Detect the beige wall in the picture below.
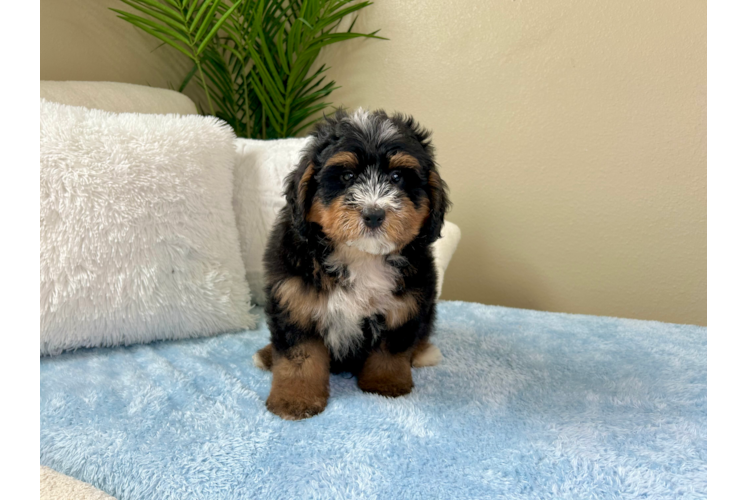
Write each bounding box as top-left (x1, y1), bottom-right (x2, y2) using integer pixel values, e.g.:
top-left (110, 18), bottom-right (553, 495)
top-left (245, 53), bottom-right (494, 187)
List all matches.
top-left (41, 0), bottom-right (706, 325)
top-left (41, 0), bottom-right (206, 107)
top-left (320, 0), bottom-right (706, 326)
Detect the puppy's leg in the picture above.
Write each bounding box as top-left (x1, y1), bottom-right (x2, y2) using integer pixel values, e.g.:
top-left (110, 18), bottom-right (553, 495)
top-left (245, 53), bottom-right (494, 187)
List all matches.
top-left (253, 343), bottom-right (273, 371)
top-left (411, 339), bottom-right (443, 368)
top-left (357, 345), bottom-right (414, 398)
top-left (266, 338), bottom-right (330, 420)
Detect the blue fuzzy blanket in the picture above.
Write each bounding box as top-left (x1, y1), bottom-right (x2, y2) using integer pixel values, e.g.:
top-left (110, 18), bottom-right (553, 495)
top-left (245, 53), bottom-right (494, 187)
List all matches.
top-left (40, 301), bottom-right (706, 499)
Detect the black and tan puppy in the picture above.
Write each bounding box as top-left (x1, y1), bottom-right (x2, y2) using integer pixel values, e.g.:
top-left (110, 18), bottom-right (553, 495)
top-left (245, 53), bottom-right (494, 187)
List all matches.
top-left (254, 109), bottom-right (450, 420)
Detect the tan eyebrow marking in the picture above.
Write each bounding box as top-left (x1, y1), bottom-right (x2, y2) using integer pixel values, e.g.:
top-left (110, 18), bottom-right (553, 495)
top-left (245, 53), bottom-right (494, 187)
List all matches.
top-left (298, 163), bottom-right (314, 203)
top-left (389, 152), bottom-right (420, 169)
top-left (325, 152), bottom-right (358, 168)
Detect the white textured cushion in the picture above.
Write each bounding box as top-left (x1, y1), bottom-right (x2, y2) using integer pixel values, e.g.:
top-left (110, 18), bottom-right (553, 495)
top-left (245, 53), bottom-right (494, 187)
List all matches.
top-left (233, 138), bottom-right (311, 305)
top-left (433, 220), bottom-right (461, 298)
top-left (233, 138), bottom-right (461, 305)
top-left (40, 100), bottom-right (255, 355)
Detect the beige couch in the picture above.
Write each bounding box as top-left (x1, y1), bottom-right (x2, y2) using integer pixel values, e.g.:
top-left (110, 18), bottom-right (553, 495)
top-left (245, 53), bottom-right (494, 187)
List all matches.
top-left (40, 81), bottom-right (461, 497)
top-left (41, 81), bottom-right (197, 115)
top-left (40, 466), bottom-right (114, 500)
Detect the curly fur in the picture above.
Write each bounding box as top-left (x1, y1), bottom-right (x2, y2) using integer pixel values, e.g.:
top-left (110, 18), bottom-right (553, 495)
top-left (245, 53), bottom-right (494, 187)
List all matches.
top-left (260, 109), bottom-right (450, 418)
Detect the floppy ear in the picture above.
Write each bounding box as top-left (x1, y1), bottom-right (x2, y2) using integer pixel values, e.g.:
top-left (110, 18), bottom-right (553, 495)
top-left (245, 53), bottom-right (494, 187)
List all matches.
top-left (284, 112), bottom-right (347, 239)
top-left (393, 114), bottom-right (451, 244)
top-left (283, 157), bottom-right (317, 241)
top-left (394, 114), bottom-right (434, 155)
top-left (422, 167), bottom-right (450, 244)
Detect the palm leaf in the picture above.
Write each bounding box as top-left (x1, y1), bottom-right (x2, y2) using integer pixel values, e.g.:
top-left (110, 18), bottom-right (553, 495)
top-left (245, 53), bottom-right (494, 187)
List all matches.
top-left (178, 64), bottom-right (199, 92)
top-left (196, 1), bottom-right (243, 54)
top-left (114, 0), bottom-right (385, 138)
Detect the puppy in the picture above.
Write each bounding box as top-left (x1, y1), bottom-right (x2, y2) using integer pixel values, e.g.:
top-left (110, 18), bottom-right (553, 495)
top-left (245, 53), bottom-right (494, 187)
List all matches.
top-left (254, 108), bottom-right (450, 420)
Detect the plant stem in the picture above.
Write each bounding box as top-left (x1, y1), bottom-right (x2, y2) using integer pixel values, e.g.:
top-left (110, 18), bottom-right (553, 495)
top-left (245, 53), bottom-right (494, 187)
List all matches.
top-left (282, 91), bottom-right (290, 137)
top-left (243, 71), bottom-right (250, 138)
top-left (195, 60), bottom-right (216, 116)
top-left (262, 107), bottom-right (266, 140)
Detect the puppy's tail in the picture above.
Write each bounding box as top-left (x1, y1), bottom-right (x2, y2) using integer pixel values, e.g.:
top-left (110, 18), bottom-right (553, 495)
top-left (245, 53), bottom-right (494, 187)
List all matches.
top-left (411, 340), bottom-right (443, 368)
top-left (253, 344), bottom-right (273, 371)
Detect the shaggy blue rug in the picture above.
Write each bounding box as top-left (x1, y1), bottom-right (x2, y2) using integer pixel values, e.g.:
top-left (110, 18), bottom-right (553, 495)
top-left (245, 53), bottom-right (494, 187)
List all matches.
top-left (40, 301), bottom-right (706, 499)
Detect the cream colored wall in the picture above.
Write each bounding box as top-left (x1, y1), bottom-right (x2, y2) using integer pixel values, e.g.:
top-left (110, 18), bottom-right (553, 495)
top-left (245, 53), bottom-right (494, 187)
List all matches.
top-left (319, 0), bottom-right (706, 325)
top-left (40, 0), bottom-right (706, 325)
top-left (41, 0), bottom-right (205, 107)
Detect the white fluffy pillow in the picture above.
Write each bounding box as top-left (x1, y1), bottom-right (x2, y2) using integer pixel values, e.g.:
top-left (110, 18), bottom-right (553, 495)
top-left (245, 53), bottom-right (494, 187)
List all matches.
top-left (40, 100), bottom-right (256, 355)
top-left (233, 138), bottom-right (311, 305)
top-left (233, 138), bottom-right (461, 305)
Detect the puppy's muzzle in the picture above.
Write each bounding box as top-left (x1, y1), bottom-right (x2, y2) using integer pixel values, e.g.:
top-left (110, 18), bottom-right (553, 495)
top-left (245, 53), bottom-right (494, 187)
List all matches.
top-left (362, 207), bottom-right (386, 229)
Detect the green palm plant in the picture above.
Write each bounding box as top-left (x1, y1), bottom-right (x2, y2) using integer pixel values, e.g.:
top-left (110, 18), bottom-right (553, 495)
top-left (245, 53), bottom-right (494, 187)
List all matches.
top-left (113, 0), bottom-right (383, 138)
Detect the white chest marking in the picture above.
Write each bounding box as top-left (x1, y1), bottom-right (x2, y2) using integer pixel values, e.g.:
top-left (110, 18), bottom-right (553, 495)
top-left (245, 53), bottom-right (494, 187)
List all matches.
top-left (320, 246), bottom-right (400, 359)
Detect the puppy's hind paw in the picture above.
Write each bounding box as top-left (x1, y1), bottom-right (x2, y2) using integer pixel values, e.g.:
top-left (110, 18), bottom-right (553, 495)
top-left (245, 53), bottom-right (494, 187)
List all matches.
top-left (412, 342), bottom-right (443, 368)
top-left (253, 344), bottom-right (273, 371)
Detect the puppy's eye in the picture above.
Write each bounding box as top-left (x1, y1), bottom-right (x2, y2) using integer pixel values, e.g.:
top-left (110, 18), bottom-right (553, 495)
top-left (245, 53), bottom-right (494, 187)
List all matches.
top-left (341, 172), bottom-right (355, 182)
top-left (390, 171), bottom-right (402, 183)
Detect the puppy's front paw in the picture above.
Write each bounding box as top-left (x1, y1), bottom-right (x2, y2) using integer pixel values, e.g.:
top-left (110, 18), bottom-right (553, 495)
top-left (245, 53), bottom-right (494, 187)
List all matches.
top-left (265, 339), bottom-right (330, 420)
top-left (266, 393), bottom-right (327, 421)
top-left (358, 347), bottom-right (414, 398)
top-left (358, 375), bottom-right (413, 398)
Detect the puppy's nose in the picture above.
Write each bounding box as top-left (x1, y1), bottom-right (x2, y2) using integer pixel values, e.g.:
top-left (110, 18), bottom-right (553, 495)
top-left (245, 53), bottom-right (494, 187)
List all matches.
top-left (362, 207), bottom-right (386, 228)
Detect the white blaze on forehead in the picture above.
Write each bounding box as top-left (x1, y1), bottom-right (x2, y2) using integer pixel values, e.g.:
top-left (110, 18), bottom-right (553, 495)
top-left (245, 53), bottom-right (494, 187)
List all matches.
top-left (348, 167), bottom-right (400, 211)
top-left (348, 108), bottom-right (371, 129)
top-left (344, 167), bottom-right (400, 255)
top-left (346, 108), bottom-right (399, 145)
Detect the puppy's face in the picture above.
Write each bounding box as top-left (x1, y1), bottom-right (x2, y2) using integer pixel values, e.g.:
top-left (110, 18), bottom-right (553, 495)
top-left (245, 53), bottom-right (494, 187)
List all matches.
top-left (291, 109), bottom-right (448, 254)
top-left (308, 150), bottom-right (430, 254)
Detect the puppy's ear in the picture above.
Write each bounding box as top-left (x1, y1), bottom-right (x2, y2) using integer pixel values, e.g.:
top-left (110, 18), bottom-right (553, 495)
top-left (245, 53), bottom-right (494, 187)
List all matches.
top-left (283, 114), bottom-right (346, 239)
top-left (422, 167), bottom-right (450, 244)
top-left (394, 114), bottom-right (435, 157)
top-left (284, 156), bottom-right (317, 240)
top-left (394, 114), bottom-right (451, 244)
